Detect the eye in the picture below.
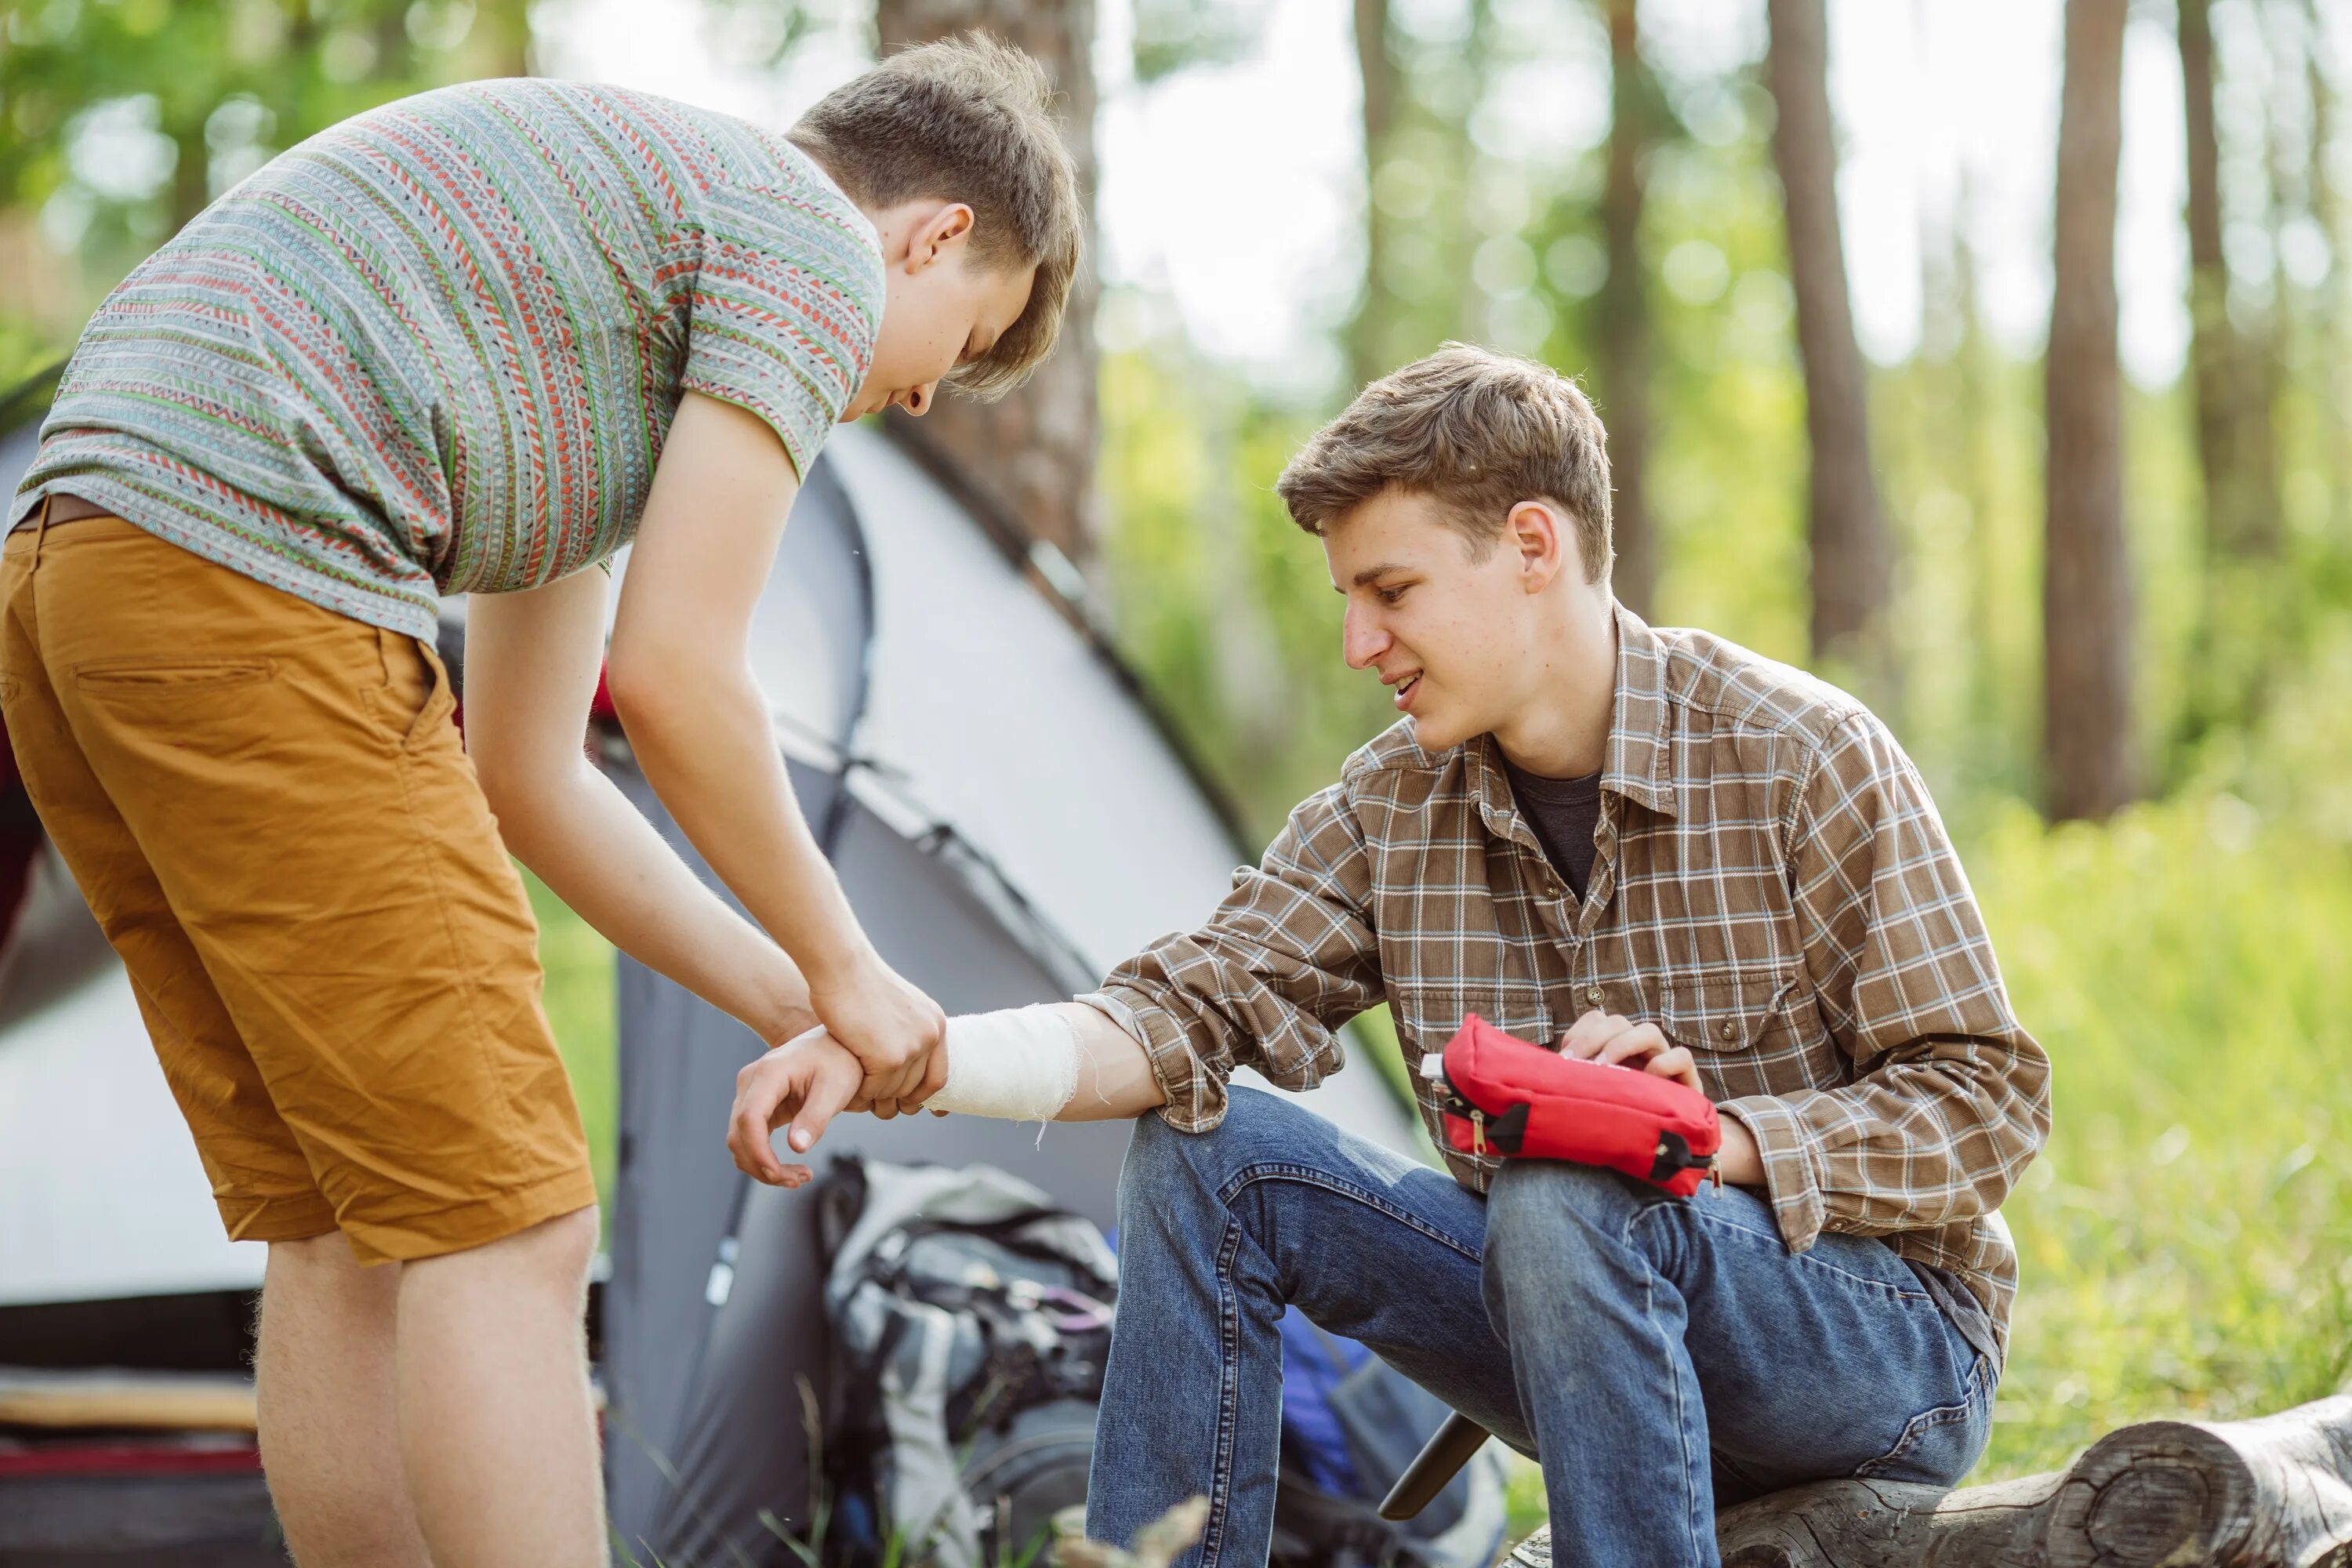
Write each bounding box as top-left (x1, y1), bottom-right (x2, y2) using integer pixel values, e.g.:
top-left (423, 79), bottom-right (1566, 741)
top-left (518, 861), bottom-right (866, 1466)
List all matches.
top-left (1377, 584), bottom-right (1411, 607)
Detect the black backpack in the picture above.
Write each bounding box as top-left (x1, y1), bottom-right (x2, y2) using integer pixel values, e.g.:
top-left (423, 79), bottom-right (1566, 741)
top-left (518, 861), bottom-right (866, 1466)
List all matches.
top-left (815, 1157), bottom-right (1505, 1568)
top-left (816, 1157), bottom-right (1116, 1568)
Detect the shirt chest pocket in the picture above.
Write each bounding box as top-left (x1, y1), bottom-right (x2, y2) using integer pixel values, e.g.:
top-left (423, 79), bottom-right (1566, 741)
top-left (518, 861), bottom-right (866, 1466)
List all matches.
top-left (1661, 967), bottom-right (1844, 1096)
top-left (1661, 967), bottom-right (1798, 1053)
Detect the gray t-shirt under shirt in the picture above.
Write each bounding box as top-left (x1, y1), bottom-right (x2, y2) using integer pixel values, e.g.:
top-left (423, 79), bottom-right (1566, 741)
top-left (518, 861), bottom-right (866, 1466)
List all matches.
top-left (1501, 753), bottom-right (2002, 1367)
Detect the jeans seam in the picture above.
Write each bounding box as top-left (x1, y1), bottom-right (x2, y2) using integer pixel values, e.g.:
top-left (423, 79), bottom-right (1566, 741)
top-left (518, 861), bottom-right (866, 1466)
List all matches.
top-left (1852, 1354), bottom-right (1990, 1480)
top-left (1200, 1214), bottom-right (1246, 1568)
top-left (1213, 1162), bottom-right (1484, 1269)
top-left (1623, 1208), bottom-right (1708, 1566)
top-left (1677, 1203), bottom-right (1934, 1302)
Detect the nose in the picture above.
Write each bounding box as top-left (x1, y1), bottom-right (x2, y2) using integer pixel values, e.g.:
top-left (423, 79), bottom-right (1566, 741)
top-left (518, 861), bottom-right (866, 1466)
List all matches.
top-left (897, 381), bottom-right (937, 417)
top-left (1341, 601), bottom-right (1390, 671)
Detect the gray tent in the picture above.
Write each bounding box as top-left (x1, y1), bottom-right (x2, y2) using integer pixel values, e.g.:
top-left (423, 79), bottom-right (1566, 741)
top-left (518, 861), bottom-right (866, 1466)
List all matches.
top-left (0, 387), bottom-right (1425, 1563)
top-left (590, 424), bottom-right (1422, 1564)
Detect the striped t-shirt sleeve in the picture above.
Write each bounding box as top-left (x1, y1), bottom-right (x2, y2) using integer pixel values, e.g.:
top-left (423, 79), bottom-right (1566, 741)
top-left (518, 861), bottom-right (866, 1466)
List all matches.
top-left (680, 172), bottom-right (885, 480)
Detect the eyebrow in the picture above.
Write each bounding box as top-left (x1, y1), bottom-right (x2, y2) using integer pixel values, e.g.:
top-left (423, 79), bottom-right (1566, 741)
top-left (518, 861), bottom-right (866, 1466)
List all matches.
top-left (1347, 562), bottom-right (1413, 588)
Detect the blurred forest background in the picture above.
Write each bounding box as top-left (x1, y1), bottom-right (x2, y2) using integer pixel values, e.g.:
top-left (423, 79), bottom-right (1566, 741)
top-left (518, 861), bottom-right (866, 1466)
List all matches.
top-left (4, 0), bottom-right (2349, 1509)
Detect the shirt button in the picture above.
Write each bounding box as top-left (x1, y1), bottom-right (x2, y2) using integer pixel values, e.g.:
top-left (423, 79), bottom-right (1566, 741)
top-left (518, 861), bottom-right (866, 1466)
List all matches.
top-left (1585, 985), bottom-right (1605, 1006)
top-left (1720, 1020), bottom-right (1736, 1040)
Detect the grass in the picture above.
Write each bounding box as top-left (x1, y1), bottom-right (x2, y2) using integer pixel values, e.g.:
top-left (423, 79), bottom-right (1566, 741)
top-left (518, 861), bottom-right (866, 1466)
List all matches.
top-left (521, 789), bottom-right (2352, 1542)
top-left (1965, 793), bottom-right (2352, 1479)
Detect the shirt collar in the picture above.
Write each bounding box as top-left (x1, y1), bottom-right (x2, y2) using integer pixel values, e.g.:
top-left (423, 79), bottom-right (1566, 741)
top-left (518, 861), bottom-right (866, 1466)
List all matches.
top-left (1465, 601), bottom-right (1679, 829)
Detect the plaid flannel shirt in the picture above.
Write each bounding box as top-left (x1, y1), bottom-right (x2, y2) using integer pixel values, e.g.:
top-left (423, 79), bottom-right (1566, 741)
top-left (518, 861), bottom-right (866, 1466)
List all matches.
top-left (1083, 607), bottom-right (2050, 1355)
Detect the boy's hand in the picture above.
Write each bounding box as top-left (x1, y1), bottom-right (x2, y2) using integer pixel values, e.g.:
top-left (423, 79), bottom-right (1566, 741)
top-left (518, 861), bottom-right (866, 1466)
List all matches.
top-left (729, 1027), bottom-right (866, 1186)
top-left (1558, 1009), bottom-right (1700, 1095)
top-left (1559, 1011), bottom-right (1768, 1188)
top-left (808, 955), bottom-right (948, 1118)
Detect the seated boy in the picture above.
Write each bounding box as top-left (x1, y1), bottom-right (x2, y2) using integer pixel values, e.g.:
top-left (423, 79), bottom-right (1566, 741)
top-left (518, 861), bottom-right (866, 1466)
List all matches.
top-left (733, 345), bottom-right (2051, 1568)
top-left (4, 39), bottom-right (1077, 1566)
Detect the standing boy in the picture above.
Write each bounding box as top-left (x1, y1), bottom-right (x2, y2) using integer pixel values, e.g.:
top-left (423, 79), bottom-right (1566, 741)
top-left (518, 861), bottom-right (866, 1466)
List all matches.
top-left (2, 39), bottom-right (1079, 1567)
top-left (735, 346), bottom-right (2051, 1568)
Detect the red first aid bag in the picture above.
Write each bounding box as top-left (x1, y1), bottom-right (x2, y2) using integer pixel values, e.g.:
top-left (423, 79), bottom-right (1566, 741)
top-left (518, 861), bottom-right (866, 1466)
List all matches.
top-left (1422, 1014), bottom-right (1722, 1197)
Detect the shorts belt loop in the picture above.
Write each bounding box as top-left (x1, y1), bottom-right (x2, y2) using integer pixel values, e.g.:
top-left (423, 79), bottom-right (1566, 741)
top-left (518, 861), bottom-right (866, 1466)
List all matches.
top-left (29, 492), bottom-right (53, 569)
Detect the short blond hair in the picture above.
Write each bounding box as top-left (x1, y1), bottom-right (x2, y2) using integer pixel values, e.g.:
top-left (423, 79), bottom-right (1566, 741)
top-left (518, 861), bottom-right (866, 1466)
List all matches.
top-left (791, 34), bottom-right (1082, 400)
top-left (1276, 343), bottom-right (1614, 582)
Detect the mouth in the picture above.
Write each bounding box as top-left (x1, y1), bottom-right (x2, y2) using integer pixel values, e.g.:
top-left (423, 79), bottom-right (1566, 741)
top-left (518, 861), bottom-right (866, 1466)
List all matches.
top-left (1387, 672), bottom-right (1422, 712)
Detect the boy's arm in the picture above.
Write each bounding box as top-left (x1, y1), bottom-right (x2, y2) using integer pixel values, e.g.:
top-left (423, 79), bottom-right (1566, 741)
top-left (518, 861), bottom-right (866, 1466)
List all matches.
top-left (1078, 781), bottom-right (1386, 1131)
top-left (1717, 710), bottom-right (2053, 1252)
top-left (464, 565), bottom-right (818, 1047)
top-left (728, 1003), bottom-right (1160, 1185)
top-left (605, 391), bottom-right (945, 1109)
top-left (726, 784), bottom-right (1383, 1184)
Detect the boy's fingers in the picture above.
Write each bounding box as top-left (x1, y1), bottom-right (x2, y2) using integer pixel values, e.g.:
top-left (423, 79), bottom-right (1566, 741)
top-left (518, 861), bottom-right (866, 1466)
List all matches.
top-left (788, 1053), bottom-right (864, 1155)
top-left (1559, 1009), bottom-right (1611, 1057)
top-left (1643, 1046), bottom-right (1699, 1091)
top-left (1595, 1022), bottom-right (1669, 1069)
top-left (903, 1041), bottom-right (950, 1112)
top-left (1563, 1011), bottom-right (1637, 1058)
top-left (729, 1080), bottom-right (789, 1185)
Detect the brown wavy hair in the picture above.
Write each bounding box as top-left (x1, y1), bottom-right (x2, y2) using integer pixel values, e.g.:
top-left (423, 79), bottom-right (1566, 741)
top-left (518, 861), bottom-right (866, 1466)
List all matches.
top-left (791, 34), bottom-right (1083, 401)
top-left (1276, 343), bottom-right (1615, 583)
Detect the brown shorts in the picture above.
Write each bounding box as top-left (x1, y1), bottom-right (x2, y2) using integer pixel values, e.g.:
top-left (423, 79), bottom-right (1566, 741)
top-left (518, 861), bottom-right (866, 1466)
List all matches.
top-left (0, 503), bottom-right (594, 1264)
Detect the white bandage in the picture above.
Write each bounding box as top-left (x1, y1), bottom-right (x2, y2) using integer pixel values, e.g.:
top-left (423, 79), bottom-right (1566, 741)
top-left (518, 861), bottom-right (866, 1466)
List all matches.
top-left (931, 1005), bottom-right (1082, 1122)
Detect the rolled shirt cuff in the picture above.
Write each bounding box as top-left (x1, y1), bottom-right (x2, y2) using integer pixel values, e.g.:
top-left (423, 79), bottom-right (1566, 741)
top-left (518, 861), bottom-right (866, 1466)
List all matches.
top-left (1718, 1094), bottom-right (1829, 1254)
top-left (1074, 985), bottom-right (1230, 1133)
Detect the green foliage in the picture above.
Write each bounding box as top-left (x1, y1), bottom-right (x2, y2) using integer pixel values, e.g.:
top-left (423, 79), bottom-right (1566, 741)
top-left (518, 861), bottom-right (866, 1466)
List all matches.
top-left (523, 866), bottom-right (618, 1225)
top-left (1971, 787), bottom-right (2352, 1479)
top-left (0, 0), bottom-right (531, 371)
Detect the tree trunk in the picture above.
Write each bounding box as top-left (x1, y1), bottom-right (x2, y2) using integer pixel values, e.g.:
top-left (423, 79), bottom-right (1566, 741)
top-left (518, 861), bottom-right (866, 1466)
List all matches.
top-left (1595, 0), bottom-right (1655, 618)
top-left (1501, 1396), bottom-right (2352, 1568)
top-left (2042, 0), bottom-right (2134, 823)
top-left (1346, 0), bottom-right (1398, 391)
top-left (1952, 172), bottom-right (2011, 764)
top-left (169, 118), bottom-right (211, 235)
top-left (1765, 0), bottom-right (1894, 702)
top-left (2176, 0), bottom-right (2283, 751)
top-left (875, 0), bottom-right (1100, 568)
top-left (2308, 0), bottom-right (2352, 544)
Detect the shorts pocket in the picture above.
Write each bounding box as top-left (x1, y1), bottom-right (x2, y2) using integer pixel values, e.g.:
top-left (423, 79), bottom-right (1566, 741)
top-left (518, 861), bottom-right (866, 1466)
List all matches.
top-left (373, 629), bottom-right (456, 752)
top-left (74, 658), bottom-right (275, 695)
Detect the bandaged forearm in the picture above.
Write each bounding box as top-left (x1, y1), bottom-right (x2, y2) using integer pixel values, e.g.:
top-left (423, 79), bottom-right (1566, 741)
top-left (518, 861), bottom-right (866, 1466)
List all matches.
top-left (931, 1005), bottom-right (1083, 1121)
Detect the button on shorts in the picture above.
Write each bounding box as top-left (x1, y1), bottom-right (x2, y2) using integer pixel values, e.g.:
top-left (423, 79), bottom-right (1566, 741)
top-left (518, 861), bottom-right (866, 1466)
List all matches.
top-left (0, 510), bottom-right (595, 1263)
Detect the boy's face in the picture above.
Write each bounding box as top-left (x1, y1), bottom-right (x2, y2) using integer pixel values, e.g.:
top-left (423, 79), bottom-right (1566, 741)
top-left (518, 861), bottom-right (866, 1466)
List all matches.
top-left (1323, 488), bottom-right (1566, 753)
top-left (845, 199), bottom-right (1036, 422)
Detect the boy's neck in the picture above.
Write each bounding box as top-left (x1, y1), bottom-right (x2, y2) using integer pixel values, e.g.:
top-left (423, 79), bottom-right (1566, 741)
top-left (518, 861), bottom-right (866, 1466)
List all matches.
top-left (1489, 590), bottom-right (1619, 780)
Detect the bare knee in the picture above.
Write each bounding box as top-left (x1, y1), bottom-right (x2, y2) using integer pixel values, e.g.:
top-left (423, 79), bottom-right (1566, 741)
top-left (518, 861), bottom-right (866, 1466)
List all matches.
top-left (402, 1204), bottom-right (599, 1298)
top-left (263, 1231), bottom-right (401, 1335)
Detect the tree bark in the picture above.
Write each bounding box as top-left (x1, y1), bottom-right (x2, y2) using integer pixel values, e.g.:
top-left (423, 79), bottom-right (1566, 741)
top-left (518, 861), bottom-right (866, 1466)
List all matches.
top-left (875, 0), bottom-right (1100, 568)
top-left (2175, 0), bottom-right (2284, 750)
top-left (1346, 0), bottom-right (1398, 391)
top-left (1498, 1396), bottom-right (2352, 1568)
top-left (2307, 0), bottom-right (2352, 544)
top-left (1765, 0), bottom-right (1894, 702)
top-left (1595, 0), bottom-right (1655, 618)
top-left (2042, 0), bottom-right (2135, 823)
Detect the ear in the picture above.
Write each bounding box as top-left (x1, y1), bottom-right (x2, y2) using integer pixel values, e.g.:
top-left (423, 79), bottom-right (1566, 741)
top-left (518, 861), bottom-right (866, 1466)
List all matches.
top-left (1506, 499), bottom-right (1566, 593)
top-left (908, 201), bottom-right (976, 272)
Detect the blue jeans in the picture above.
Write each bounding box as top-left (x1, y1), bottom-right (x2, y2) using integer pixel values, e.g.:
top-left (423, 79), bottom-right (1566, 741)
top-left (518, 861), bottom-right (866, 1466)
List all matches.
top-left (1086, 1087), bottom-right (1994, 1568)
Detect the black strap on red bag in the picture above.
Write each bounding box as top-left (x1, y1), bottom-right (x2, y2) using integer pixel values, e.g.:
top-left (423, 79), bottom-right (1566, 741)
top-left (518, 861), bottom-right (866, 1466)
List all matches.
top-left (1420, 1014), bottom-right (1722, 1197)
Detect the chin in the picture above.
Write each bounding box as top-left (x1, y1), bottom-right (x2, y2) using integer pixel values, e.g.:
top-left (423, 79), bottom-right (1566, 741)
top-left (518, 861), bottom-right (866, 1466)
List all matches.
top-left (1407, 710), bottom-right (1472, 751)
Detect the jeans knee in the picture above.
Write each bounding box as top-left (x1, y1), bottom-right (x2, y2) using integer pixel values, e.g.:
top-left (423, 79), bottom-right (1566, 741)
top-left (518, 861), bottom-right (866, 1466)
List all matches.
top-left (1480, 1161), bottom-right (1649, 1300)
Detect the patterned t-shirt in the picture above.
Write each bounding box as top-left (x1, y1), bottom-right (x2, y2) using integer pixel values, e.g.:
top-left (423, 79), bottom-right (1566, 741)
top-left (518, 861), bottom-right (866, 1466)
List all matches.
top-left (9, 79), bottom-right (886, 643)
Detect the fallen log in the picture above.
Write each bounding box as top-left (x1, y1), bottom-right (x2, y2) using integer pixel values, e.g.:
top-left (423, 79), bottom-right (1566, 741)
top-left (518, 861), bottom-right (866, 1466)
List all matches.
top-left (1501, 1395), bottom-right (2352, 1568)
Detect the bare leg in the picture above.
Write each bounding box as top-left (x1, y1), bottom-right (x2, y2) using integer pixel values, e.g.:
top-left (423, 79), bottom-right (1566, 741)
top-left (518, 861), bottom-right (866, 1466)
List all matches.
top-left (396, 1206), bottom-right (607, 1568)
top-left (256, 1233), bottom-right (432, 1567)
